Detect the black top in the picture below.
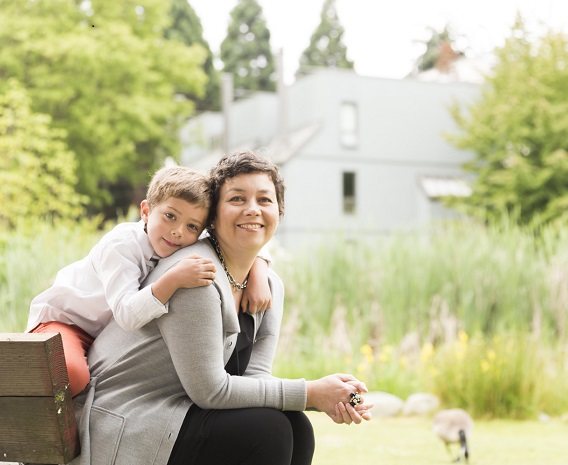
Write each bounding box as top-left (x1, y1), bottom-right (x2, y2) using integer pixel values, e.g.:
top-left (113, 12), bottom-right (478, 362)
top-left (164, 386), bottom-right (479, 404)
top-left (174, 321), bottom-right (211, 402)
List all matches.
top-left (224, 312), bottom-right (255, 376)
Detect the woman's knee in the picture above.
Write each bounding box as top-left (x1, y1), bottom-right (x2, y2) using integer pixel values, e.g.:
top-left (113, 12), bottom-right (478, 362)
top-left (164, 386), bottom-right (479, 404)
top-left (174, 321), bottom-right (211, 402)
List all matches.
top-left (247, 408), bottom-right (294, 452)
top-left (251, 410), bottom-right (316, 465)
top-left (284, 411), bottom-right (315, 465)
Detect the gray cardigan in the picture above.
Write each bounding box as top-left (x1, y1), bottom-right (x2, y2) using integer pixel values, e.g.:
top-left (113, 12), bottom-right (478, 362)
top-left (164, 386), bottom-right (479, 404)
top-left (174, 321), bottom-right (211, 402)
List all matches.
top-left (71, 239), bottom-right (307, 465)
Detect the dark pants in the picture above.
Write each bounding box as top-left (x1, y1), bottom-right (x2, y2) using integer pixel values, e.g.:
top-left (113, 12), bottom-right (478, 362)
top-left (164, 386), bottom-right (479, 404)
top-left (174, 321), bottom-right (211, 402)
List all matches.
top-left (167, 406), bottom-right (315, 465)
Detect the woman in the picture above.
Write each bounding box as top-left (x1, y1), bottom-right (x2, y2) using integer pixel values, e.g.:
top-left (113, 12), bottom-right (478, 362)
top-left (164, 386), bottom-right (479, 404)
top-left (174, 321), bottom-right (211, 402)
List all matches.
top-left (72, 150), bottom-right (372, 465)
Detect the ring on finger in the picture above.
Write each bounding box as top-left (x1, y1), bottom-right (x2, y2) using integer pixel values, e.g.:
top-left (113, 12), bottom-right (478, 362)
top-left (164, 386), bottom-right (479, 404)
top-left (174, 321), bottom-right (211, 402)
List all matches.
top-left (349, 391), bottom-right (362, 407)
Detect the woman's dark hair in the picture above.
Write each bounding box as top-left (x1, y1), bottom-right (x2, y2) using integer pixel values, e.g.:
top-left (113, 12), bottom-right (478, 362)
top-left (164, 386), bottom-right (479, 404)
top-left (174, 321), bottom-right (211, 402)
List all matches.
top-left (207, 150), bottom-right (285, 228)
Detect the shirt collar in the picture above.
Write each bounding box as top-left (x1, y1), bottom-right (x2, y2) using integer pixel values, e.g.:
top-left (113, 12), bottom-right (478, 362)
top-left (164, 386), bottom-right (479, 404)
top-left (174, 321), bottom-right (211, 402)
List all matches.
top-left (136, 220), bottom-right (160, 267)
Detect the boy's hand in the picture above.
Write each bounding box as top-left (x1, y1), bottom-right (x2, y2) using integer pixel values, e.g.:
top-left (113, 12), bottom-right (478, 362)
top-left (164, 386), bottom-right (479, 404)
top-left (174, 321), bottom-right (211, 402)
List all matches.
top-left (241, 257), bottom-right (271, 314)
top-left (174, 254), bottom-right (216, 288)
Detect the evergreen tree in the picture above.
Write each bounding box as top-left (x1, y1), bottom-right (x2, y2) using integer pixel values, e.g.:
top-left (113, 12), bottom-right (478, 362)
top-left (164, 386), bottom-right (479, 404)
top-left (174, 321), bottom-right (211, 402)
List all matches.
top-left (297, 0), bottom-right (353, 76)
top-left (164, 0), bottom-right (221, 111)
top-left (446, 17), bottom-right (568, 226)
top-left (220, 0), bottom-right (276, 94)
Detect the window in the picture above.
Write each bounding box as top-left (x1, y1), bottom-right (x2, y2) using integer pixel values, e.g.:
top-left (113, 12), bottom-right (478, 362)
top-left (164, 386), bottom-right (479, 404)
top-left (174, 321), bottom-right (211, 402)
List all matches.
top-left (343, 171), bottom-right (356, 214)
top-left (340, 102), bottom-right (358, 148)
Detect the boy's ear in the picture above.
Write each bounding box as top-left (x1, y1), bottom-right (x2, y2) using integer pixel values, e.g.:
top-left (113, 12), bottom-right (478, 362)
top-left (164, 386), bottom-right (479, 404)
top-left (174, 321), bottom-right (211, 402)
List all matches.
top-left (140, 199), bottom-right (150, 223)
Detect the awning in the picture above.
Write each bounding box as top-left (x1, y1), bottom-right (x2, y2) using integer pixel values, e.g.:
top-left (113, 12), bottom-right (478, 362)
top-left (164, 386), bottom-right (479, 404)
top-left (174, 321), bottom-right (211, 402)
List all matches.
top-left (420, 176), bottom-right (472, 198)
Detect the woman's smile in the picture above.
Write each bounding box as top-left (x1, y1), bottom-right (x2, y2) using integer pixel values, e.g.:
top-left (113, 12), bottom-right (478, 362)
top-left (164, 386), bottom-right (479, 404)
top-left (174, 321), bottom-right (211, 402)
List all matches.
top-left (238, 223), bottom-right (263, 230)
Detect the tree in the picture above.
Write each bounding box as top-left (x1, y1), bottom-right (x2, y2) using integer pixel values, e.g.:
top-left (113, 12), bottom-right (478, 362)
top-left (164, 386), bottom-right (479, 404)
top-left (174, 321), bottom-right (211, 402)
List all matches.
top-left (297, 0), bottom-right (353, 77)
top-left (413, 25), bottom-right (464, 74)
top-left (0, 0), bottom-right (207, 216)
top-left (446, 18), bottom-right (568, 225)
top-left (220, 0), bottom-right (276, 94)
top-left (164, 0), bottom-right (221, 111)
top-left (0, 79), bottom-right (86, 228)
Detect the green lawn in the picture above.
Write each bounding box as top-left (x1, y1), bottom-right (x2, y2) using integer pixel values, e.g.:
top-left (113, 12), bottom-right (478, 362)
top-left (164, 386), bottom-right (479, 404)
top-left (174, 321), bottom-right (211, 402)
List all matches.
top-left (308, 413), bottom-right (568, 465)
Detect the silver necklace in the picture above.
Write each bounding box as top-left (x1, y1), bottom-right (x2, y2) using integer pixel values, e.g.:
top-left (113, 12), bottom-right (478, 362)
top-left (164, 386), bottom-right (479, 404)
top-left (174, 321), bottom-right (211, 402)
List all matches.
top-left (210, 235), bottom-right (248, 292)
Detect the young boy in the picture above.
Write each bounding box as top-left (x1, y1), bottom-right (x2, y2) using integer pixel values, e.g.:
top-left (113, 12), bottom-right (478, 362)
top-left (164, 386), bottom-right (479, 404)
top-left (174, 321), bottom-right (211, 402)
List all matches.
top-left (27, 166), bottom-right (271, 396)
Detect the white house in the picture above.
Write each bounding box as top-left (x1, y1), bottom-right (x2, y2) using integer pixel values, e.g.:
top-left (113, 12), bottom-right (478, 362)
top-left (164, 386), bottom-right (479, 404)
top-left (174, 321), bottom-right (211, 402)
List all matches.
top-left (180, 67), bottom-right (481, 249)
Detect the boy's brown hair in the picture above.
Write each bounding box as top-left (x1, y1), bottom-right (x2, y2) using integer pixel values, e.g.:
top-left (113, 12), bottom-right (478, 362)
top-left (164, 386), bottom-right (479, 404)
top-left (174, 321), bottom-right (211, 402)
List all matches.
top-left (146, 166), bottom-right (210, 210)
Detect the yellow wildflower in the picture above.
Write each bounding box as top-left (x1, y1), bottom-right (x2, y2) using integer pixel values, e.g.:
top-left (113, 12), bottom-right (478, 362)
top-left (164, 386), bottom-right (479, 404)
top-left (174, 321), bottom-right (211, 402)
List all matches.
top-left (360, 344), bottom-right (373, 356)
top-left (378, 345), bottom-right (393, 363)
top-left (428, 367), bottom-right (439, 377)
top-left (420, 342), bottom-right (435, 362)
top-left (360, 344), bottom-right (374, 363)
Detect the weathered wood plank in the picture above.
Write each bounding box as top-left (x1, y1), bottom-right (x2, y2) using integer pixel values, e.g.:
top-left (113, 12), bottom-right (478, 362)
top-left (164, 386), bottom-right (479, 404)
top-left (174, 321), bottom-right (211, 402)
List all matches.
top-left (0, 332), bottom-right (80, 464)
top-left (0, 333), bottom-right (69, 397)
top-left (0, 396), bottom-right (79, 463)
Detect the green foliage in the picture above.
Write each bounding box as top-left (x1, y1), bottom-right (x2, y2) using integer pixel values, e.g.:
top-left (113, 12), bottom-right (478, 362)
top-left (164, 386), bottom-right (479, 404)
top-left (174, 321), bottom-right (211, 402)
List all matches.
top-left (0, 79), bottom-right (86, 227)
top-left (277, 219), bottom-right (568, 346)
top-left (297, 0), bottom-right (353, 77)
top-left (0, 218), bottom-right (104, 332)
top-left (0, 0), bottom-right (207, 214)
top-left (447, 18), bottom-right (568, 225)
top-left (422, 332), bottom-right (568, 418)
top-left (272, 218), bottom-right (568, 417)
top-left (164, 0), bottom-right (221, 111)
top-left (220, 0), bottom-right (276, 94)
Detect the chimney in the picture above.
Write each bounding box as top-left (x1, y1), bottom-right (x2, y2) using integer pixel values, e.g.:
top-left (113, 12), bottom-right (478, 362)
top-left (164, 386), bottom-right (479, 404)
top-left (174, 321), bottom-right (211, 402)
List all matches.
top-left (435, 42), bottom-right (460, 74)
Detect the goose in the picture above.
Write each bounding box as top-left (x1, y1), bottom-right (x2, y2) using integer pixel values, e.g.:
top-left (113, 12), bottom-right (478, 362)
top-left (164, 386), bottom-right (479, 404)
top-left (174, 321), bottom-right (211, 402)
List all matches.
top-left (432, 408), bottom-right (473, 463)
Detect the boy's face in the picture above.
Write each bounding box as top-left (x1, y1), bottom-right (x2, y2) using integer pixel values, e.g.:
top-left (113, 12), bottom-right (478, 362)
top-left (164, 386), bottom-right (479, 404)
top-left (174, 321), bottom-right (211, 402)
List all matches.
top-left (140, 197), bottom-right (208, 258)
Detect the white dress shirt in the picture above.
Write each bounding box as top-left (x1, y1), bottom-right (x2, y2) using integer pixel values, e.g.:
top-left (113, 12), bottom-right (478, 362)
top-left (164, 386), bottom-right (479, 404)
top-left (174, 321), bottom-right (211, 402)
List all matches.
top-left (27, 220), bottom-right (166, 338)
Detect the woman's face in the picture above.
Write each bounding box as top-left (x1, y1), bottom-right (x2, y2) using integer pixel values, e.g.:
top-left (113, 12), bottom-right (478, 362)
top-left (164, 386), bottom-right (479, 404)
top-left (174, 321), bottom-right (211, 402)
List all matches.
top-left (213, 172), bottom-right (280, 256)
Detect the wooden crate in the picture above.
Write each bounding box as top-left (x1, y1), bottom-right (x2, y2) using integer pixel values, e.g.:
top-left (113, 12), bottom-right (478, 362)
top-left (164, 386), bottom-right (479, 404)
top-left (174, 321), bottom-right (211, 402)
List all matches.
top-left (0, 332), bottom-right (80, 464)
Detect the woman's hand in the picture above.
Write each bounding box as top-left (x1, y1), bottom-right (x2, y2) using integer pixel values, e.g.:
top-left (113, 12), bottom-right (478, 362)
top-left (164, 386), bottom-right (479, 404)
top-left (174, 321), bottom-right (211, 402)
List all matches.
top-left (306, 373), bottom-right (369, 417)
top-left (328, 400), bottom-right (374, 424)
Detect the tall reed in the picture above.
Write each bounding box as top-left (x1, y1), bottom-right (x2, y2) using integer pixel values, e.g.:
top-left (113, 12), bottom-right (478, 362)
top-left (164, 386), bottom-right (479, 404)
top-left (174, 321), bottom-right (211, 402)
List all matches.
top-left (275, 218), bottom-right (568, 349)
top-left (273, 218), bottom-right (568, 417)
top-left (0, 219), bottom-right (104, 332)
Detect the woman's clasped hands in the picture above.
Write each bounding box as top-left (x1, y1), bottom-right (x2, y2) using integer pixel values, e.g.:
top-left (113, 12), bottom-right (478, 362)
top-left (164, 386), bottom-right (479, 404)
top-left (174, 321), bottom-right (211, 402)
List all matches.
top-left (306, 373), bottom-right (374, 425)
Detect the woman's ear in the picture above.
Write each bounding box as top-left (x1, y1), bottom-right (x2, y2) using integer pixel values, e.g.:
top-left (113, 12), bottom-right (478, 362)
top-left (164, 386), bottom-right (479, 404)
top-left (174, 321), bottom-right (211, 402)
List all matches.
top-left (140, 199), bottom-right (150, 223)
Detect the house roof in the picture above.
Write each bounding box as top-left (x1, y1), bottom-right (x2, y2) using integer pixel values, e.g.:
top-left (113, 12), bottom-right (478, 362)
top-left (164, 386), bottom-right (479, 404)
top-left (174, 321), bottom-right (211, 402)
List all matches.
top-left (265, 121), bottom-right (322, 164)
top-left (415, 54), bottom-right (495, 84)
top-left (183, 121), bottom-right (321, 170)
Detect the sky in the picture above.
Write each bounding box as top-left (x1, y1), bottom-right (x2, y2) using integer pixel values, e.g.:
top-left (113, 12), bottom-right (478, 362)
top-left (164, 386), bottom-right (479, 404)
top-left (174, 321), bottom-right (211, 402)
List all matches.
top-left (190, 0), bottom-right (568, 84)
